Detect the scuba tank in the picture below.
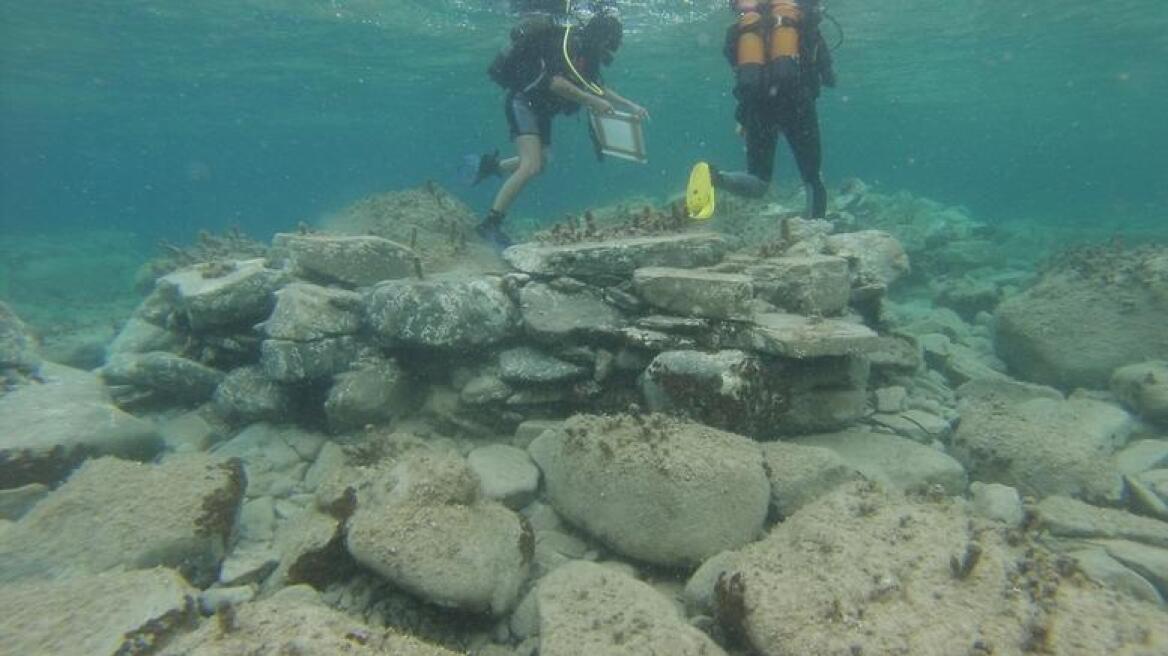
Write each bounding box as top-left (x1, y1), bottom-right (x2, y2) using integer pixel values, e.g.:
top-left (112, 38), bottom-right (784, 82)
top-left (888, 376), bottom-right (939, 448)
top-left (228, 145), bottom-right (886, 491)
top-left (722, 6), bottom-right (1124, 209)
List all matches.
top-left (767, 0), bottom-right (803, 89)
top-left (733, 4), bottom-right (767, 99)
top-left (732, 0), bottom-right (815, 98)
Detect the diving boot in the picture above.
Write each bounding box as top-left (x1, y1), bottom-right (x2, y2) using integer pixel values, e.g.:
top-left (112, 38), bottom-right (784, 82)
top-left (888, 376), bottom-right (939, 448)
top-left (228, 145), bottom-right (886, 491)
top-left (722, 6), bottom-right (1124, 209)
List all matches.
top-left (475, 209), bottom-right (513, 250)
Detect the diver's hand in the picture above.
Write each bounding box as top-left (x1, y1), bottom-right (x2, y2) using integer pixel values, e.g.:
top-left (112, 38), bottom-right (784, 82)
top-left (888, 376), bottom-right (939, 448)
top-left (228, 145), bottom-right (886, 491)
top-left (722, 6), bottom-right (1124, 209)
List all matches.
top-left (627, 102), bottom-right (650, 121)
top-left (735, 123), bottom-right (744, 138)
top-left (588, 97), bottom-right (615, 115)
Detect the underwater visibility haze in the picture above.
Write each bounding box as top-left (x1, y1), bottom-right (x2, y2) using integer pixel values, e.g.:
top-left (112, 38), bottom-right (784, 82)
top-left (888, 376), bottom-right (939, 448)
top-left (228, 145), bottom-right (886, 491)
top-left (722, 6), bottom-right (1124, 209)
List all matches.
top-left (1, 1), bottom-right (1168, 655)
top-left (2, 0), bottom-right (1166, 239)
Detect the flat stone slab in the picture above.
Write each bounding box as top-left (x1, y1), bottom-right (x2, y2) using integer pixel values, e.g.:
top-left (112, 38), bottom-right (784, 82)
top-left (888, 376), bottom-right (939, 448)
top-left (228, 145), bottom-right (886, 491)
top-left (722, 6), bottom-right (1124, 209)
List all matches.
top-left (256, 282), bottom-right (363, 341)
top-left (365, 277), bottom-right (519, 350)
top-left (0, 455), bottom-right (244, 586)
top-left (717, 312), bottom-right (879, 358)
top-left (100, 351), bottom-right (225, 404)
top-left (0, 363), bottom-right (161, 488)
top-left (274, 233), bottom-right (419, 287)
top-left (164, 585), bottom-right (461, 655)
top-left (1037, 495), bottom-right (1168, 548)
top-left (746, 254), bottom-right (851, 315)
top-left (0, 568), bottom-right (197, 656)
top-left (795, 430), bottom-right (967, 494)
top-left (468, 444), bottom-right (541, 510)
top-left (498, 346), bottom-right (587, 385)
top-left (632, 267), bottom-right (753, 319)
top-left (519, 282), bottom-right (624, 341)
top-left (503, 233), bottom-right (729, 279)
top-left (158, 258), bottom-right (288, 331)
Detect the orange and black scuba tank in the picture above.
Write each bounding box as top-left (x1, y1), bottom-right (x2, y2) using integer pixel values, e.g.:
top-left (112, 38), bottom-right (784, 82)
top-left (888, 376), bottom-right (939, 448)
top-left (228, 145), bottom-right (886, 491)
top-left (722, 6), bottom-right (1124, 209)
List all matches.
top-left (731, 0), bottom-right (811, 99)
top-left (767, 0), bottom-right (803, 88)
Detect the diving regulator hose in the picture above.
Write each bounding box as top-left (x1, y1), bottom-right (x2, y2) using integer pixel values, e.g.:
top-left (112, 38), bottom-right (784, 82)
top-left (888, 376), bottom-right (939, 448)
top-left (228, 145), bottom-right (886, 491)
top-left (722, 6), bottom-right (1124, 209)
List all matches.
top-left (562, 0), bottom-right (606, 96)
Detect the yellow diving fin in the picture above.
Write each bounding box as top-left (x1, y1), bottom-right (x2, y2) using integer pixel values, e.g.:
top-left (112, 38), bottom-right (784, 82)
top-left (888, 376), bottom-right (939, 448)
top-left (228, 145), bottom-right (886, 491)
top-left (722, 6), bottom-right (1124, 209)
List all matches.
top-left (686, 162), bottom-right (716, 220)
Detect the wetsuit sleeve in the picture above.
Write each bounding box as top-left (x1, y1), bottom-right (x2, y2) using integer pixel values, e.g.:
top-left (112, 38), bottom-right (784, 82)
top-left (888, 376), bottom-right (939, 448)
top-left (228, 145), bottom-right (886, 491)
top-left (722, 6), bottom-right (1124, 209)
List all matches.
top-left (723, 24), bottom-right (739, 68)
top-left (815, 31), bottom-right (836, 88)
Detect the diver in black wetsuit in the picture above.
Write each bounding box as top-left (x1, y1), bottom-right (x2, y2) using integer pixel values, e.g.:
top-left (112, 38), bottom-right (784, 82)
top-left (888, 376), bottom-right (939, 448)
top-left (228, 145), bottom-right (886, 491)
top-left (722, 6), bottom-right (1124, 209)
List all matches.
top-left (470, 6), bottom-right (647, 248)
top-left (711, 0), bottom-right (836, 218)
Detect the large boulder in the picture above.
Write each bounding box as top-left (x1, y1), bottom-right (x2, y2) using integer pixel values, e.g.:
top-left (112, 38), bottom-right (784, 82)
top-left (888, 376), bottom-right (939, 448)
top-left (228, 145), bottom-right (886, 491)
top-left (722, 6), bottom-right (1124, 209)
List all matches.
top-left (324, 357), bottom-right (416, 432)
top-left (365, 276), bottom-right (518, 350)
top-left (996, 251), bottom-right (1168, 390)
top-left (0, 568), bottom-right (197, 656)
top-left (273, 233), bottom-right (419, 287)
top-left (951, 381), bottom-right (1133, 501)
top-left (714, 481), bottom-right (1168, 655)
top-left (0, 455), bottom-right (244, 586)
top-left (536, 561), bottom-right (727, 656)
top-left (157, 258), bottom-right (288, 331)
top-left (632, 267), bottom-right (753, 319)
top-left (503, 233), bottom-right (729, 279)
top-left (213, 366), bottom-right (294, 424)
top-left (825, 230), bottom-right (910, 288)
top-left (100, 351), bottom-right (225, 405)
top-left (256, 281), bottom-right (363, 341)
top-left (518, 282), bottom-right (625, 341)
top-left (260, 336), bottom-right (362, 382)
top-left (528, 414), bottom-right (769, 567)
top-left (345, 452), bottom-right (531, 616)
top-left (0, 363), bottom-right (161, 488)
top-left (640, 350), bottom-right (786, 436)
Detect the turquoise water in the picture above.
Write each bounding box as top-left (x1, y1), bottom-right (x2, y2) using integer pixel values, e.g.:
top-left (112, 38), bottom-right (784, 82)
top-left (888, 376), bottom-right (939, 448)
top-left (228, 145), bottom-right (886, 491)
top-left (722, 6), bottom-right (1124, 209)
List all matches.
top-left (1, 0), bottom-right (1166, 241)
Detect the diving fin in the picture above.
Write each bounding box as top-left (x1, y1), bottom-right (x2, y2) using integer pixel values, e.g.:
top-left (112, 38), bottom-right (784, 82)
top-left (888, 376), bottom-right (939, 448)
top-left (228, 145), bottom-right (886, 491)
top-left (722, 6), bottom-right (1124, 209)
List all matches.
top-left (686, 161), bottom-right (716, 220)
top-left (461, 150), bottom-right (502, 186)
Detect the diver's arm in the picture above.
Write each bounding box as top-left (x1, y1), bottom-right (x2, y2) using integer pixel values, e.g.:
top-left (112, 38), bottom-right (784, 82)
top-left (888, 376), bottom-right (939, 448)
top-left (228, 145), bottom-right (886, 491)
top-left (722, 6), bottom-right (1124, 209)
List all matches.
top-left (601, 87), bottom-right (650, 120)
top-left (549, 75), bottom-right (613, 114)
top-left (815, 31), bottom-right (837, 88)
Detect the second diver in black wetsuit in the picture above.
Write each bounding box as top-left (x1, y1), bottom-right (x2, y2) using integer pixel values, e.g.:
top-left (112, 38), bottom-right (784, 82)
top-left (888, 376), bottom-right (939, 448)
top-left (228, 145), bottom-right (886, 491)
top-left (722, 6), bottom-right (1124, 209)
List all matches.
top-left (702, 0), bottom-right (836, 219)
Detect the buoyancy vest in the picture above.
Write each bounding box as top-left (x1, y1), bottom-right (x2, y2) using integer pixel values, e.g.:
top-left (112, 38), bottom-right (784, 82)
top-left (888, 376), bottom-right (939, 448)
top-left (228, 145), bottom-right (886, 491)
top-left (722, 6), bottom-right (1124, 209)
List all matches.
top-left (488, 15), bottom-right (561, 92)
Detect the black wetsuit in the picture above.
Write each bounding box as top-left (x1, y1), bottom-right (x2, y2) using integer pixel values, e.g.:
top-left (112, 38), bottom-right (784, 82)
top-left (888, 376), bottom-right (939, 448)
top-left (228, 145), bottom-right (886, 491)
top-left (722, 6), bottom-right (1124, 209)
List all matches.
top-left (717, 17), bottom-right (835, 218)
top-left (503, 28), bottom-right (602, 146)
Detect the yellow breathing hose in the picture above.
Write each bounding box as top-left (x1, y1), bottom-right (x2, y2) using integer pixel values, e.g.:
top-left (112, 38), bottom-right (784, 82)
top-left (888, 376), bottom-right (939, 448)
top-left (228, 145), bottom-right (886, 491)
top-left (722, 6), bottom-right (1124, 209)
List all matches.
top-left (563, 0), bottom-right (605, 96)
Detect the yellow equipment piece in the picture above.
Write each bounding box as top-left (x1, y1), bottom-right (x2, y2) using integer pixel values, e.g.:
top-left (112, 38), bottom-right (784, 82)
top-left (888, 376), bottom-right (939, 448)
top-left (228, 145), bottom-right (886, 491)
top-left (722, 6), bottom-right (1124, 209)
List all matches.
top-left (686, 162), bottom-right (716, 221)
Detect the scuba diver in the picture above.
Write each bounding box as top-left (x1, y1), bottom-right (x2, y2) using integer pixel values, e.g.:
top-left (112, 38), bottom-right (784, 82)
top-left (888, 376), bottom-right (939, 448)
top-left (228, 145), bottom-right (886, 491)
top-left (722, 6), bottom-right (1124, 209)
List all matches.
top-left (469, 1), bottom-right (649, 248)
top-left (689, 0), bottom-right (836, 220)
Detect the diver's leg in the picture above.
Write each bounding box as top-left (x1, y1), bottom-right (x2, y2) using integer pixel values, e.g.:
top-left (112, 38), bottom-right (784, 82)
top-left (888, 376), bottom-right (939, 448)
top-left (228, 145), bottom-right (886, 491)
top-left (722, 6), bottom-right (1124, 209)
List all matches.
top-left (477, 97), bottom-right (549, 246)
top-left (713, 103), bottom-right (777, 198)
top-left (491, 134), bottom-right (544, 214)
top-left (783, 99), bottom-right (827, 218)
